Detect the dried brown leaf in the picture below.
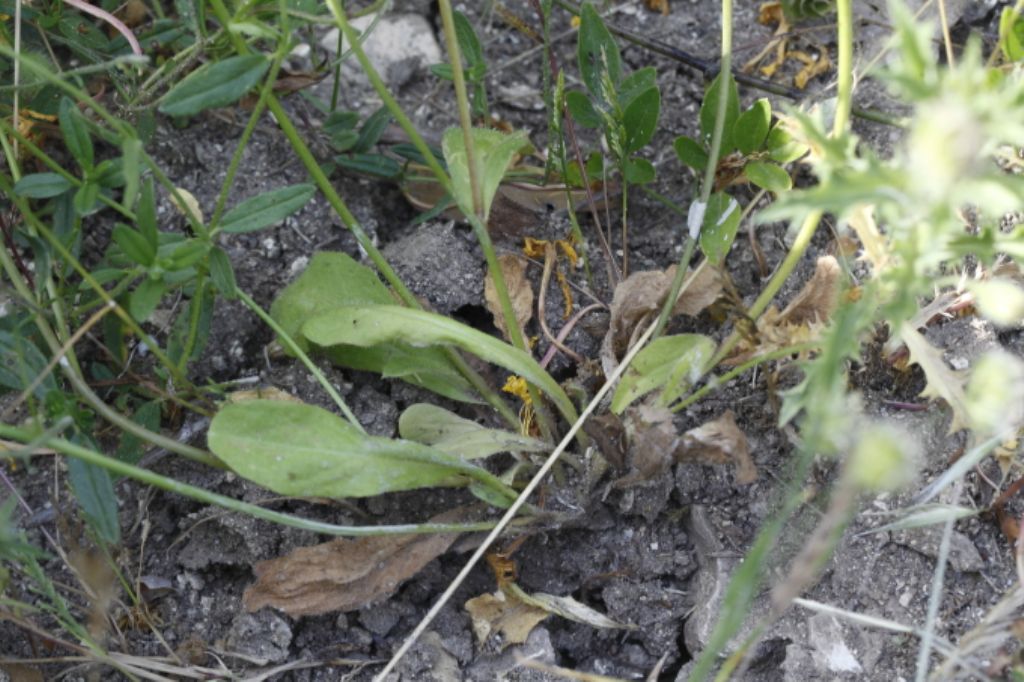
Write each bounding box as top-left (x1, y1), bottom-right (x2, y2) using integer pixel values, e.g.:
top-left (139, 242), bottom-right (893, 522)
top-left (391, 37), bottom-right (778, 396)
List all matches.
top-left (484, 254), bottom-right (534, 342)
top-left (725, 256), bottom-right (842, 366)
top-left (607, 264), bottom-right (723, 357)
top-left (465, 591), bottom-right (550, 651)
top-left (243, 510), bottom-right (465, 616)
top-left (675, 410), bottom-right (758, 484)
top-left (615, 403), bottom-right (679, 488)
top-left (778, 256), bottom-right (842, 327)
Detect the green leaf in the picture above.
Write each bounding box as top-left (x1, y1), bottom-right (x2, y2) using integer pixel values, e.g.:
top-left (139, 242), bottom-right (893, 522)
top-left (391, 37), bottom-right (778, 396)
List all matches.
top-left (159, 55), bottom-right (270, 117)
top-left (1000, 6), bottom-right (1024, 61)
top-left (334, 153), bottom-right (402, 178)
top-left (112, 224), bottom-right (156, 266)
top-left (168, 239), bottom-right (209, 270)
top-left (270, 252), bottom-right (478, 402)
top-left (398, 403), bottom-right (548, 459)
top-left (129, 277), bottom-right (166, 322)
top-left (137, 179), bottom-right (159, 249)
top-left (14, 173), bottom-right (72, 198)
top-left (302, 305), bottom-right (578, 424)
top-left (168, 282), bottom-right (214, 366)
top-left (734, 98), bottom-right (771, 155)
top-left (73, 181), bottom-right (101, 215)
top-left (59, 97), bottom-right (94, 169)
top-left (208, 246), bottom-right (237, 298)
top-left (622, 87), bottom-right (660, 153)
top-left (454, 10), bottom-right (485, 68)
top-left (352, 106), bottom-right (392, 153)
top-left (673, 136), bottom-right (708, 171)
top-left (330, 129), bottom-right (360, 152)
top-left (765, 124), bottom-right (808, 163)
top-left (577, 3), bottom-right (621, 98)
top-left (617, 67), bottom-right (657, 109)
top-left (442, 127), bottom-right (530, 221)
top-left (611, 334), bottom-right (716, 413)
top-left (323, 110), bottom-right (360, 135)
top-left (121, 138), bottom-right (142, 208)
top-left (699, 70), bottom-right (740, 155)
top-left (218, 183), bottom-right (316, 233)
top-left (566, 91), bottom-right (601, 128)
top-left (115, 401), bottom-right (162, 466)
top-left (745, 161), bottom-right (792, 193)
top-left (67, 457), bottom-right (120, 544)
top-left (623, 157), bottom-right (655, 185)
top-left (699, 192), bottom-right (741, 265)
top-left (208, 400), bottom-right (516, 502)
top-left (0, 331), bottom-right (54, 399)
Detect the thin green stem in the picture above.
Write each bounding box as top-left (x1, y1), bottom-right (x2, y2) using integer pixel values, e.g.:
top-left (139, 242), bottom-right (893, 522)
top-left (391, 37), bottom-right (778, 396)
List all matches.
top-left (652, 0), bottom-right (732, 340)
top-left (237, 291), bottom-right (364, 433)
top-left (0, 424), bottom-right (509, 537)
top-left (438, 0), bottom-right (484, 218)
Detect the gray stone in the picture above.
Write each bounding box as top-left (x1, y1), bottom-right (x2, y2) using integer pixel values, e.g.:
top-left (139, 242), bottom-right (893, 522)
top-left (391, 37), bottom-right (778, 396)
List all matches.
top-left (225, 611), bottom-right (293, 664)
top-left (893, 527), bottom-right (985, 573)
top-left (321, 13), bottom-right (441, 89)
top-left (382, 221), bottom-right (483, 314)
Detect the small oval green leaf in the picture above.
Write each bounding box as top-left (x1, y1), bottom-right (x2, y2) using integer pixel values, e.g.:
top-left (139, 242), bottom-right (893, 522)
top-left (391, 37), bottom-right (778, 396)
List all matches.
top-left (60, 97), bottom-right (94, 169)
top-left (218, 183), bottom-right (316, 233)
top-left (159, 55), bottom-right (270, 117)
top-left (733, 98), bottom-right (771, 155)
top-left (745, 160), bottom-right (792, 193)
top-left (13, 173), bottom-right (72, 198)
top-left (673, 135), bottom-right (708, 171)
top-left (623, 87), bottom-right (660, 153)
top-left (699, 192), bottom-right (741, 265)
top-left (113, 223), bottom-right (156, 265)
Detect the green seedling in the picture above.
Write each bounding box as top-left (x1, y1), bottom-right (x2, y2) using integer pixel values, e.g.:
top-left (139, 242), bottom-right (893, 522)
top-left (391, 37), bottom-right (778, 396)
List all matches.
top-left (565, 3), bottom-right (661, 273)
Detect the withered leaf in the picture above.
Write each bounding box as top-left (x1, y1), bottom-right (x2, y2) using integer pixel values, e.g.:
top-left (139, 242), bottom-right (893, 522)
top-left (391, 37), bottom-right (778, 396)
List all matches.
top-left (726, 255), bottom-right (842, 365)
top-left (243, 510), bottom-right (466, 616)
top-left (484, 254), bottom-right (534, 342)
top-left (607, 263), bottom-right (723, 358)
top-left (676, 410), bottom-right (758, 485)
top-left (778, 255), bottom-right (842, 327)
top-left (615, 403), bottom-right (679, 488)
top-left (465, 591), bottom-right (550, 651)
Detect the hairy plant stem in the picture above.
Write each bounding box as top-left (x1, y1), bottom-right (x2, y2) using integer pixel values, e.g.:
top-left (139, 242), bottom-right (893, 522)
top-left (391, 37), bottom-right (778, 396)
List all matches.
top-left (237, 291), bottom-right (364, 432)
top-left (0, 424), bottom-right (512, 537)
top-left (652, 0), bottom-right (733, 340)
top-left (205, 0), bottom-right (520, 429)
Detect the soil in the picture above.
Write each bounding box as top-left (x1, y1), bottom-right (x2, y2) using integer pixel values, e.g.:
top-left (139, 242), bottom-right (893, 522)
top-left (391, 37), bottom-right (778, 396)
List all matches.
top-left (2, 1), bottom-right (1022, 681)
